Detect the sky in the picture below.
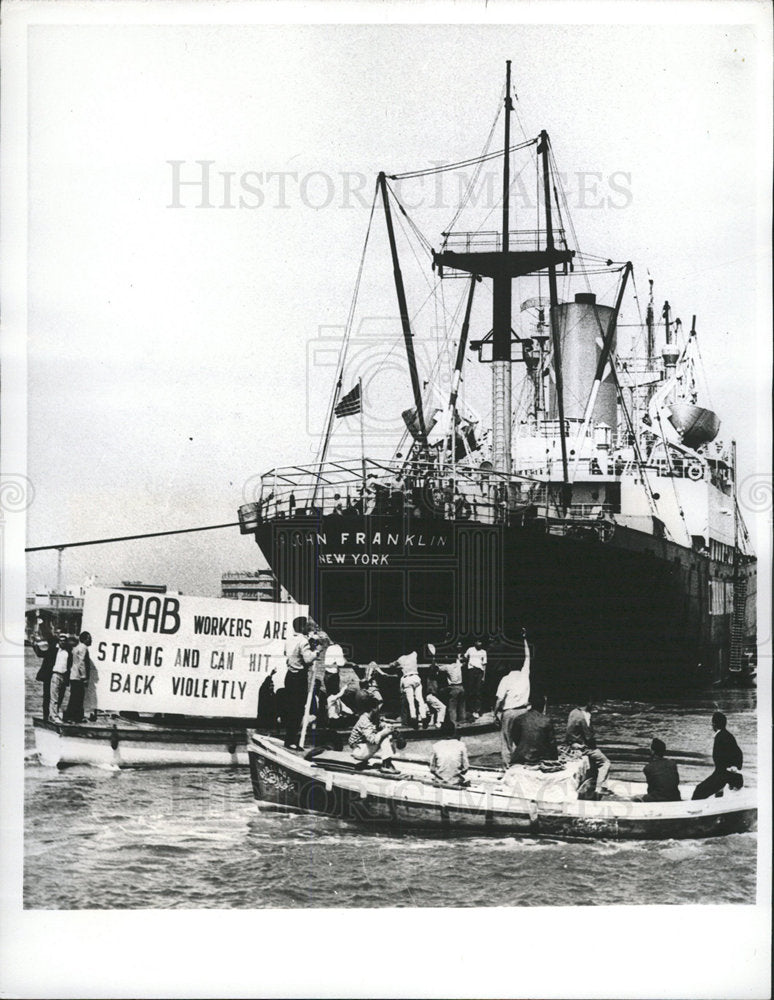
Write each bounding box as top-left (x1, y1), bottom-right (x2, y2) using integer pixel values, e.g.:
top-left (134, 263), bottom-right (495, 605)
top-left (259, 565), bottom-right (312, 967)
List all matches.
top-left (17, 16), bottom-right (771, 598)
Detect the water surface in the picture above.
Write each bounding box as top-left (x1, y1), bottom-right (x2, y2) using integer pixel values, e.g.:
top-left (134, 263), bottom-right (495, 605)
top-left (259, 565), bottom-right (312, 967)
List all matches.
top-left (23, 651), bottom-right (757, 908)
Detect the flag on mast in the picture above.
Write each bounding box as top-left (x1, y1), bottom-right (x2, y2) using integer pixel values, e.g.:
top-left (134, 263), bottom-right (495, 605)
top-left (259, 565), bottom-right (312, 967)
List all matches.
top-left (334, 383), bottom-right (361, 418)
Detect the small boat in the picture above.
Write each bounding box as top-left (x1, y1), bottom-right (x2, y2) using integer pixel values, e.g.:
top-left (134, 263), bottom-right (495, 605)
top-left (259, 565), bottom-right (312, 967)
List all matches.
top-left (380, 712), bottom-right (498, 742)
top-left (32, 585), bottom-right (297, 769)
top-left (33, 716), bottom-right (255, 769)
top-left (32, 707), bottom-right (494, 770)
top-left (247, 733), bottom-right (757, 840)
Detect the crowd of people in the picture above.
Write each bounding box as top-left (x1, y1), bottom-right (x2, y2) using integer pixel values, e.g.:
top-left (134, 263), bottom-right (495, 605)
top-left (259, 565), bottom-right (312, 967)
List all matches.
top-left (34, 614), bottom-right (745, 802)
top-left (31, 628), bottom-right (94, 724)
top-left (260, 619), bottom-right (747, 801)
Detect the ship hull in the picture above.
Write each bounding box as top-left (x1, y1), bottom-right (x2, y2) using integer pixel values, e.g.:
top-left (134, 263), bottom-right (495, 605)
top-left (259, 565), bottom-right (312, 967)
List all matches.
top-left (252, 510), bottom-right (755, 697)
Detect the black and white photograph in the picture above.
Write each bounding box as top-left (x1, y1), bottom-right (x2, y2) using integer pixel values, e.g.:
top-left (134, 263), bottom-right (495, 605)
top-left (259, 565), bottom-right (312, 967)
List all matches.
top-left (1, 1), bottom-right (771, 997)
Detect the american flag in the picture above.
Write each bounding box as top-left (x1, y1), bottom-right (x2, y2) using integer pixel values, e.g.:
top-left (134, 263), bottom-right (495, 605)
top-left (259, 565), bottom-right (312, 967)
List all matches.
top-left (334, 383), bottom-right (361, 418)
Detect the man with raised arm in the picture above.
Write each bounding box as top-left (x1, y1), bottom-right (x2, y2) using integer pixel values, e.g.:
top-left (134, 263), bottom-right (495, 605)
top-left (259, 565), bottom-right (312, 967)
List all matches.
top-left (494, 630), bottom-right (531, 767)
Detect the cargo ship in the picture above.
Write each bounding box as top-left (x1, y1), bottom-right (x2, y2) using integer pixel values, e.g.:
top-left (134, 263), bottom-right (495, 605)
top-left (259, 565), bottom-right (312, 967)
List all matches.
top-left (238, 64), bottom-right (756, 696)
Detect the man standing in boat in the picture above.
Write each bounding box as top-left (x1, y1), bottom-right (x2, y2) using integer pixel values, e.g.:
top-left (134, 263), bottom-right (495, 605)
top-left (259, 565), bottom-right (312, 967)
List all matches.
top-left (439, 643), bottom-right (466, 725)
top-left (493, 630), bottom-right (532, 766)
top-left (691, 711), bottom-right (744, 799)
top-left (464, 639), bottom-right (487, 720)
top-left (31, 623), bottom-right (58, 722)
top-left (49, 634), bottom-right (72, 723)
top-left (63, 631), bottom-right (93, 724)
top-left (394, 651), bottom-right (428, 728)
top-left (283, 616), bottom-right (317, 749)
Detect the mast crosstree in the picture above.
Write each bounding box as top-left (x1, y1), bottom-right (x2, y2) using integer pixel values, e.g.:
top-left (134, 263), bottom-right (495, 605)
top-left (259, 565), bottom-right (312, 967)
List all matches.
top-left (432, 62), bottom-right (574, 478)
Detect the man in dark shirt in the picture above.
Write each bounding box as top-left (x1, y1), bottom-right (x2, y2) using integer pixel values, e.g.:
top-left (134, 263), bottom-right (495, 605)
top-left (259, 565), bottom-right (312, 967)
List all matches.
top-left (642, 738), bottom-right (681, 801)
top-left (32, 626), bottom-right (58, 721)
top-left (565, 698), bottom-right (610, 796)
top-left (692, 711), bottom-right (744, 800)
top-left (511, 692), bottom-right (558, 764)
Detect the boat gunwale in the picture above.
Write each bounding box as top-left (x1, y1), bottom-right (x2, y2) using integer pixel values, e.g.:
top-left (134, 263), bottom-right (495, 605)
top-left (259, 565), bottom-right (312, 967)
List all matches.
top-left (247, 733), bottom-right (758, 834)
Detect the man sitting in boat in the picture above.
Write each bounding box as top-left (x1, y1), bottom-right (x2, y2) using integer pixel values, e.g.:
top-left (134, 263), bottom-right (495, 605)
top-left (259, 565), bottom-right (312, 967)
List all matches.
top-left (639, 738), bottom-right (681, 802)
top-left (565, 698), bottom-right (610, 798)
top-left (347, 705), bottom-right (400, 775)
top-left (691, 711), bottom-right (744, 800)
top-left (429, 718), bottom-right (470, 787)
top-left (510, 691), bottom-right (558, 765)
top-left (493, 631), bottom-right (531, 767)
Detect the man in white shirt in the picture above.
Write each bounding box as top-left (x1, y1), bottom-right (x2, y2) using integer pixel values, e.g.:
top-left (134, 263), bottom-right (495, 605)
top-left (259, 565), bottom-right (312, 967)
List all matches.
top-left (64, 631), bottom-right (93, 723)
top-left (439, 645), bottom-right (466, 725)
top-left (464, 640), bottom-right (487, 719)
top-left (394, 651), bottom-right (427, 727)
top-left (494, 633), bottom-right (531, 767)
top-left (430, 718), bottom-right (470, 787)
top-left (49, 634), bottom-right (72, 723)
top-left (282, 616), bottom-right (317, 749)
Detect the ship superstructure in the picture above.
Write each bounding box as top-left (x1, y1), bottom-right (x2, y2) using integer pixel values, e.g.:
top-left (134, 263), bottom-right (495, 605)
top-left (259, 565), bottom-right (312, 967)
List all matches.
top-left (238, 64), bottom-right (756, 694)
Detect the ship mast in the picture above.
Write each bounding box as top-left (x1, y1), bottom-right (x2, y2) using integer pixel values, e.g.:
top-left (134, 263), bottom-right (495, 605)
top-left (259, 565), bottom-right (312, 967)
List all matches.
top-left (433, 63), bottom-right (575, 479)
top-left (539, 129), bottom-right (570, 501)
top-left (491, 61), bottom-right (514, 475)
top-left (378, 171), bottom-right (428, 447)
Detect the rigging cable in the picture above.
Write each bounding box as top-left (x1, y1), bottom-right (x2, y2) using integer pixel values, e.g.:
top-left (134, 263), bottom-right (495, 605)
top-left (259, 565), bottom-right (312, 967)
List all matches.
top-left (315, 179), bottom-right (379, 467)
top-left (26, 522), bottom-right (240, 553)
top-left (608, 359), bottom-right (673, 540)
top-left (655, 408), bottom-right (695, 546)
top-left (388, 137), bottom-right (536, 181)
top-left (466, 154), bottom-right (535, 236)
top-left (443, 89), bottom-right (505, 235)
top-left (385, 181), bottom-right (434, 257)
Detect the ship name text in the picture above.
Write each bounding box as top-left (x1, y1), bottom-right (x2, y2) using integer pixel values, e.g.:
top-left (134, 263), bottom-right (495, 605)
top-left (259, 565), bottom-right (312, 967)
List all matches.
top-left (291, 531), bottom-right (449, 548)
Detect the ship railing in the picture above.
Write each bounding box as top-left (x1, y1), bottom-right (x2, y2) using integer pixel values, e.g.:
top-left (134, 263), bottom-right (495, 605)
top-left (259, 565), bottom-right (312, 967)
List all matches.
top-left (642, 458), bottom-right (710, 481)
top-left (564, 503), bottom-right (615, 520)
top-left (440, 228), bottom-right (567, 255)
top-left (513, 456), bottom-right (627, 479)
top-left (238, 457), bottom-right (547, 531)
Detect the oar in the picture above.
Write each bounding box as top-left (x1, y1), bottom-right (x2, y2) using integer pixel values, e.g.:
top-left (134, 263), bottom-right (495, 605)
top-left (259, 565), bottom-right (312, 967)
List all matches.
top-left (599, 743), bottom-right (710, 763)
top-left (299, 656), bottom-right (323, 749)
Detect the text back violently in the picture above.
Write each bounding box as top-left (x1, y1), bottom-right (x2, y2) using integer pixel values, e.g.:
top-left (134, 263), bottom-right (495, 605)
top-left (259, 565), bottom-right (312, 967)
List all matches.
top-left (108, 672), bottom-right (247, 701)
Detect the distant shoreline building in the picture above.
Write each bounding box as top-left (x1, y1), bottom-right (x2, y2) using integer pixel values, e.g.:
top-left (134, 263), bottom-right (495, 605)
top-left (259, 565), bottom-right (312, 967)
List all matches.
top-left (221, 569), bottom-right (288, 603)
top-left (25, 583), bottom-right (89, 640)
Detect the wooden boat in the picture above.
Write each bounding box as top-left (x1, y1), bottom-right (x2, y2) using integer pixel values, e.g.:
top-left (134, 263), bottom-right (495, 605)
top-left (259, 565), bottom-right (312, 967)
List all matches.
top-left (247, 733), bottom-right (757, 840)
top-left (32, 716), bottom-right (255, 769)
top-left (30, 586), bottom-right (301, 768)
top-left (386, 713), bottom-right (497, 741)
top-left (32, 711), bottom-right (496, 770)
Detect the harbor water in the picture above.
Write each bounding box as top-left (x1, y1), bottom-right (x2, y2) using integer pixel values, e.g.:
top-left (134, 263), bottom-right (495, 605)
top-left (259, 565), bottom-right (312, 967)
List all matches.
top-left (23, 651), bottom-right (758, 909)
